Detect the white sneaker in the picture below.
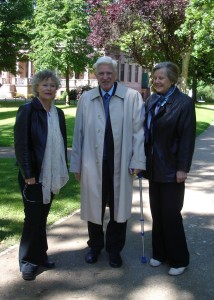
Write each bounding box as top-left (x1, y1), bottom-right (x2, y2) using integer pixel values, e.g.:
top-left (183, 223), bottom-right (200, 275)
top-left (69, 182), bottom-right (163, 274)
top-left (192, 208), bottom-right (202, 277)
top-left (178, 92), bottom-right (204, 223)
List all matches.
top-left (150, 258), bottom-right (162, 267)
top-left (168, 267), bottom-right (186, 276)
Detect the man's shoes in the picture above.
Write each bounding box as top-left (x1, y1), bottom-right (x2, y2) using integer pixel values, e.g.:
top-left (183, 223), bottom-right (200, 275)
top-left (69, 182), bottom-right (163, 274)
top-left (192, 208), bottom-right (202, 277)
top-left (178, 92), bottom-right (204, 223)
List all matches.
top-left (109, 253), bottom-right (123, 268)
top-left (149, 258), bottom-right (162, 267)
top-left (85, 249), bottom-right (100, 264)
top-left (168, 267), bottom-right (186, 276)
top-left (22, 271), bottom-right (36, 281)
top-left (42, 260), bottom-right (55, 269)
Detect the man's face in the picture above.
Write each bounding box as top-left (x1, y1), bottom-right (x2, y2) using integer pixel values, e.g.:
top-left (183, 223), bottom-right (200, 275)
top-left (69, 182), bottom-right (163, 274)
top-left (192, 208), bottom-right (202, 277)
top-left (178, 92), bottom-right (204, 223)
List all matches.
top-left (96, 64), bottom-right (116, 92)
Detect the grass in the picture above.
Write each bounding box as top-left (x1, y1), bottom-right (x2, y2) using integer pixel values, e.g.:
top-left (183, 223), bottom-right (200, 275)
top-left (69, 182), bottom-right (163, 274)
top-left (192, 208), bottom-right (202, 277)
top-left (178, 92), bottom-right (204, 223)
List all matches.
top-left (0, 100), bottom-right (214, 252)
top-left (0, 158), bottom-right (80, 252)
top-left (0, 100), bottom-right (77, 147)
top-left (195, 103), bottom-right (214, 136)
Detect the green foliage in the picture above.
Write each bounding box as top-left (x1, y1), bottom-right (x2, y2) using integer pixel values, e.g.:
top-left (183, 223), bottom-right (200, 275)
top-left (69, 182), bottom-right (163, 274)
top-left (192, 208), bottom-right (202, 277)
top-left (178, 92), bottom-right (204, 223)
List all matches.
top-left (195, 103), bottom-right (214, 135)
top-left (87, 0), bottom-right (189, 69)
top-left (14, 93), bottom-right (26, 99)
top-left (0, 101), bottom-right (76, 148)
top-left (58, 91), bottom-right (67, 101)
top-left (27, 93), bottom-right (34, 99)
top-left (177, 0), bottom-right (214, 86)
top-left (0, 0), bottom-right (34, 73)
top-left (197, 85), bottom-right (214, 102)
top-left (69, 89), bottom-right (78, 101)
top-left (29, 0), bottom-right (94, 75)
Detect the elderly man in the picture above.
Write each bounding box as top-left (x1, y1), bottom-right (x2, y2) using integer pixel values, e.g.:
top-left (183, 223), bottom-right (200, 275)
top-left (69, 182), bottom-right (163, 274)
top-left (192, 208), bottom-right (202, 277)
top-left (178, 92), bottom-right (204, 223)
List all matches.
top-left (70, 56), bottom-right (146, 268)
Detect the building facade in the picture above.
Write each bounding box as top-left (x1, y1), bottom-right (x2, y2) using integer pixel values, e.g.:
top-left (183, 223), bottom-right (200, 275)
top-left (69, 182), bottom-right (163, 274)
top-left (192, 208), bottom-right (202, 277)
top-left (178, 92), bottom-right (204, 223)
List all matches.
top-left (0, 55), bottom-right (150, 100)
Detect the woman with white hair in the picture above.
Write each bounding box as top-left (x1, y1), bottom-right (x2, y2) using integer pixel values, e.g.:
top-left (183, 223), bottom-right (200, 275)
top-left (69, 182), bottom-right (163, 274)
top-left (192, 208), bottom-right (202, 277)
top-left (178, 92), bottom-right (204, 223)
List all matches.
top-left (143, 61), bottom-right (196, 276)
top-left (70, 56), bottom-right (146, 268)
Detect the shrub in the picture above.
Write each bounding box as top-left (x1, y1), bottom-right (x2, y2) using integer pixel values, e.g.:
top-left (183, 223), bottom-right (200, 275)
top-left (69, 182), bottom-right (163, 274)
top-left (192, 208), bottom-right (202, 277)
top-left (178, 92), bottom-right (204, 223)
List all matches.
top-left (77, 85), bottom-right (92, 99)
top-left (27, 94), bottom-right (34, 99)
top-left (197, 85), bottom-right (214, 102)
top-left (69, 89), bottom-right (78, 100)
top-left (14, 93), bottom-right (26, 99)
top-left (59, 91), bottom-right (67, 101)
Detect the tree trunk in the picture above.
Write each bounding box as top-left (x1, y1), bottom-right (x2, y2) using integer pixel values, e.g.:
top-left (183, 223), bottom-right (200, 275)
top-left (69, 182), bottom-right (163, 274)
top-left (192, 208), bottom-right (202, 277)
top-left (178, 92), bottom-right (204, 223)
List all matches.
top-left (191, 72), bottom-right (197, 102)
top-left (181, 52), bottom-right (191, 93)
top-left (65, 66), bottom-right (70, 105)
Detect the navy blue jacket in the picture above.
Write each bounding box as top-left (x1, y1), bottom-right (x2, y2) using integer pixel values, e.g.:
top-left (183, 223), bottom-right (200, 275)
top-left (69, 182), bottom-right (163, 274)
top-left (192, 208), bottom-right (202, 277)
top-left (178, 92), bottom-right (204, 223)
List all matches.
top-left (14, 97), bottom-right (67, 181)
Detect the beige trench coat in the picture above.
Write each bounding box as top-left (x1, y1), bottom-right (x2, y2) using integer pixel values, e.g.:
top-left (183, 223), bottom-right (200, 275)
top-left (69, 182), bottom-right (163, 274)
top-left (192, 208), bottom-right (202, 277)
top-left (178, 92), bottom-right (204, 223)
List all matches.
top-left (70, 83), bottom-right (146, 224)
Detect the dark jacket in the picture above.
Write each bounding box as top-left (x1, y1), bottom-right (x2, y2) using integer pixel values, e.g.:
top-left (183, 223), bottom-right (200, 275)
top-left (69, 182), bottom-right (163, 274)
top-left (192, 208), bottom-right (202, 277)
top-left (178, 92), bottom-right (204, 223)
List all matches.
top-left (144, 87), bottom-right (196, 182)
top-left (14, 97), bottom-right (67, 181)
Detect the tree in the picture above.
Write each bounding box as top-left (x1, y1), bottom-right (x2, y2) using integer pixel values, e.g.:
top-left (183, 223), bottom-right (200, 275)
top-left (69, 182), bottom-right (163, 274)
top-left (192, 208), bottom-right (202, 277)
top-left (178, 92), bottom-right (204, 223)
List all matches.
top-left (177, 0), bottom-right (214, 100)
top-left (87, 0), bottom-right (213, 94)
top-left (29, 0), bottom-right (94, 104)
top-left (87, 0), bottom-right (189, 69)
top-left (0, 0), bottom-right (34, 74)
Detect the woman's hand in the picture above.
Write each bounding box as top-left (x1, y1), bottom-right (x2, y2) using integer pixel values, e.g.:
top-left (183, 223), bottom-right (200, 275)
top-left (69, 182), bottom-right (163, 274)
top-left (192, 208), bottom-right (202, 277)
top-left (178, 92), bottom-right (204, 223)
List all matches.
top-left (176, 171), bottom-right (187, 183)
top-left (25, 177), bottom-right (36, 185)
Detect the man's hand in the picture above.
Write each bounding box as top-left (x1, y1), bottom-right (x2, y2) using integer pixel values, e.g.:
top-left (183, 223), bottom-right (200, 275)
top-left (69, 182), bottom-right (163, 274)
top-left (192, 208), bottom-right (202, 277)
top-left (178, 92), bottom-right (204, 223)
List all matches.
top-left (129, 169), bottom-right (142, 176)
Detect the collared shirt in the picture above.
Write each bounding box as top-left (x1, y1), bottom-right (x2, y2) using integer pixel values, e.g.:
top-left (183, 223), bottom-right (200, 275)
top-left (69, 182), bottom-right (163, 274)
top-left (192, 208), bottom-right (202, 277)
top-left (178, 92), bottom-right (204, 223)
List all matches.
top-left (100, 85), bottom-right (114, 98)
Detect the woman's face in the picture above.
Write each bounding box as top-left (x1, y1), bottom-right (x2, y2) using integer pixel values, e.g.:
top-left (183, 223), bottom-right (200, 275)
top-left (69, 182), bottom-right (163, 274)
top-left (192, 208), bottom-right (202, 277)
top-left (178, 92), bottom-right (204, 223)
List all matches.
top-left (36, 78), bottom-right (57, 103)
top-left (153, 68), bottom-right (174, 95)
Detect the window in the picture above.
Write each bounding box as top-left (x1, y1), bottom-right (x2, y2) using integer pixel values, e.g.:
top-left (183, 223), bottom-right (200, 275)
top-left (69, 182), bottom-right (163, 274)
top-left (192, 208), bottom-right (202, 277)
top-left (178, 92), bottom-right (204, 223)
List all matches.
top-left (135, 65), bottom-right (139, 82)
top-left (120, 64), bottom-right (124, 81)
top-left (128, 65), bottom-right (132, 82)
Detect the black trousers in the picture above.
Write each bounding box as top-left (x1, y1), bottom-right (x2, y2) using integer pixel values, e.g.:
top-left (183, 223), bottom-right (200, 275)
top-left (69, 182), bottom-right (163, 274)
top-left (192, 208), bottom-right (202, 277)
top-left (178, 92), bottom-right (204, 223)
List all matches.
top-left (18, 173), bottom-right (52, 272)
top-left (87, 160), bottom-right (127, 254)
top-left (149, 181), bottom-right (189, 268)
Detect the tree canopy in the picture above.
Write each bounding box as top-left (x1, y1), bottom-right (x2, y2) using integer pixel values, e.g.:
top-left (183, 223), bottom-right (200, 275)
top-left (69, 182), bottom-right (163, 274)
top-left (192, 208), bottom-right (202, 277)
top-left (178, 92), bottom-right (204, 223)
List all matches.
top-left (87, 0), bottom-right (189, 69)
top-left (30, 0), bottom-right (93, 74)
top-left (87, 0), bottom-right (213, 93)
top-left (29, 0), bottom-right (94, 102)
top-left (176, 0), bottom-right (214, 98)
top-left (0, 0), bottom-right (33, 74)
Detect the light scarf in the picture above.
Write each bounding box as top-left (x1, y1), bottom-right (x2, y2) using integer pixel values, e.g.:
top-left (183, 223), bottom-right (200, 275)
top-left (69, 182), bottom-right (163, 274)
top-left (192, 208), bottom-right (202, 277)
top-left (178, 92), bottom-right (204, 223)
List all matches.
top-left (39, 104), bottom-right (69, 204)
top-left (147, 85), bottom-right (176, 130)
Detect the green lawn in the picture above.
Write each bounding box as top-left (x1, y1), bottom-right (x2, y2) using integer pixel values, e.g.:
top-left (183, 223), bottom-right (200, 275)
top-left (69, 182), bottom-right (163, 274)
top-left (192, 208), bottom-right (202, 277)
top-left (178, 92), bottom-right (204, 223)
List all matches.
top-left (0, 158), bottom-right (80, 252)
top-left (0, 100), bottom-right (213, 252)
top-left (0, 100), bottom-right (77, 147)
top-left (195, 103), bottom-right (214, 136)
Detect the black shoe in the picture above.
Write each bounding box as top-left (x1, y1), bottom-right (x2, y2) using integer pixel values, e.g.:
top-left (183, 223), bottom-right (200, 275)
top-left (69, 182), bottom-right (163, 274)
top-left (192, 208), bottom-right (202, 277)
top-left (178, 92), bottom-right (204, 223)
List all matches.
top-left (42, 260), bottom-right (55, 269)
top-left (109, 253), bottom-right (123, 268)
top-left (85, 249), bottom-right (100, 264)
top-left (22, 271), bottom-right (36, 281)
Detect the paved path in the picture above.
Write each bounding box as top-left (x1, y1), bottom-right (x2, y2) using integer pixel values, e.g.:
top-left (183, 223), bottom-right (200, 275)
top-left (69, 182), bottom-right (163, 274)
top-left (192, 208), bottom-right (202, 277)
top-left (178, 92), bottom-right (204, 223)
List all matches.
top-left (0, 124), bottom-right (213, 300)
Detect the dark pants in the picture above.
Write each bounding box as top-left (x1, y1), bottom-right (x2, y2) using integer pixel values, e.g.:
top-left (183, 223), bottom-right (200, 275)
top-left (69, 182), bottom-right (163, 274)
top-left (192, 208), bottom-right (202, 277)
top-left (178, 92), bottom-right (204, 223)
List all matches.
top-left (149, 181), bottom-right (189, 268)
top-left (18, 173), bottom-right (52, 272)
top-left (87, 160), bottom-right (127, 255)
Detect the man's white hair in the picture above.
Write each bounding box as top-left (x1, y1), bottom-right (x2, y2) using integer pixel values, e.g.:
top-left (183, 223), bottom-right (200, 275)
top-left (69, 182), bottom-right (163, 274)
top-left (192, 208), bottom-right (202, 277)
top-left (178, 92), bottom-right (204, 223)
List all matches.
top-left (93, 56), bottom-right (117, 75)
